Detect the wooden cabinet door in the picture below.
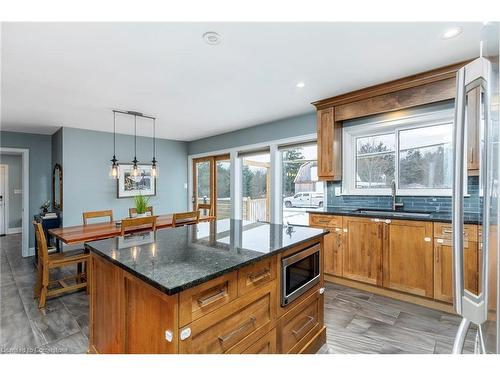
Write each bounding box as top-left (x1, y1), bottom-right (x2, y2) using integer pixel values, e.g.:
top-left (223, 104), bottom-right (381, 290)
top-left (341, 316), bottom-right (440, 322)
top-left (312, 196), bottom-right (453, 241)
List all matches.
top-left (343, 217), bottom-right (383, 285)
top-left (317, 107), bottom-right (341, 181)
top-left (434, 239), bottom-right (478, 303)
top-left (383, 220), bottom-right (434, 297)
top-left (323, 228), bottom-right (343, 277)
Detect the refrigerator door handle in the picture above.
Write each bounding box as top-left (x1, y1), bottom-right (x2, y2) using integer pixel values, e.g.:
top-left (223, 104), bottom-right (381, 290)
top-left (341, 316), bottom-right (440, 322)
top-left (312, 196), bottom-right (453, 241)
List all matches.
top-left (452, 65), bottom-right (466, 316)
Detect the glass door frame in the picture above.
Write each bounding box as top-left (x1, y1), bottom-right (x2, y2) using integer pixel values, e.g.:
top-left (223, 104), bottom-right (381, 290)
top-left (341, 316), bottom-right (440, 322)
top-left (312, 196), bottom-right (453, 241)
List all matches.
top-left (192, 154), bottom-right (230, 217)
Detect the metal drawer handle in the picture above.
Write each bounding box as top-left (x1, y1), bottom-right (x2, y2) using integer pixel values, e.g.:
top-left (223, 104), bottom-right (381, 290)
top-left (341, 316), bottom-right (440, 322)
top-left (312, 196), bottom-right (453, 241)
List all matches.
top-left (292, 315), bottom-right (315, 338)
top-left (218, 316), bottom-right (256, 345)
top-left (443, 229), bottom-right (469, 236)
top-left (197, 288), bottom-right (227, 307)
top-left (249, 269), bottom-right (271, 283)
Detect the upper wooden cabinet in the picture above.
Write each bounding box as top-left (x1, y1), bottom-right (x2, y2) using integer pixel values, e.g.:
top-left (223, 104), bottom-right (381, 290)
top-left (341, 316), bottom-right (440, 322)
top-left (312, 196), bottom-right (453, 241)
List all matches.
top-left (313, 61), bottom-right (469, 182)
top-left (317, 108), bottom-right (342, 180)
top-left (382, 219), bottom-right (434, 298)
top-left (466, 86), bottom-right (481, 175)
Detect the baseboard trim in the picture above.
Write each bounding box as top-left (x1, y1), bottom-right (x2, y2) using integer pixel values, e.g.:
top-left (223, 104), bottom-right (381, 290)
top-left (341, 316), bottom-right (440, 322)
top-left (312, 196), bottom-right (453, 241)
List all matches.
top-left (325, 274), bottom-right (455, 314)
top-left (7, 227), bottom-right (22, 234)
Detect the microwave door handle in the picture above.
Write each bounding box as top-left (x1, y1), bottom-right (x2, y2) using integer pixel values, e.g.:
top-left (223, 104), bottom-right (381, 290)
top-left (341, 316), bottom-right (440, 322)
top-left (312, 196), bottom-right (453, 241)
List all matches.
top-left (452, 65), bottom-right (466, 316)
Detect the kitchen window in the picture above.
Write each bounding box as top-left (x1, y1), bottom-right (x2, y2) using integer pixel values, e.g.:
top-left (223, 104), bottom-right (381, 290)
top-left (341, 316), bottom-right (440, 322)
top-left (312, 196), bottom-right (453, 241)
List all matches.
top-left (343, 109), bottom-right (457, 196)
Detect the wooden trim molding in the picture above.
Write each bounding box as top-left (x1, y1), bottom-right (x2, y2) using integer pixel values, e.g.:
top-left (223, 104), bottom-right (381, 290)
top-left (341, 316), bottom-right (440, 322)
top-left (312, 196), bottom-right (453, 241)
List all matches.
top-left (312, 60), bottom-right (471, 110)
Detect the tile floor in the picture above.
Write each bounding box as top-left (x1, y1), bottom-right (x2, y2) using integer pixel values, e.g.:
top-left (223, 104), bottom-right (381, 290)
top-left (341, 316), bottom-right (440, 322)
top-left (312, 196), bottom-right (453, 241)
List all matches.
top-left (1, 233), bottom-right (476, 354)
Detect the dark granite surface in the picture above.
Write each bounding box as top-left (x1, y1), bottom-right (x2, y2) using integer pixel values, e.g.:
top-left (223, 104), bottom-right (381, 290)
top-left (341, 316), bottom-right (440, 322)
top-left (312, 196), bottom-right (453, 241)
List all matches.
top-left (307, 206), bottom-right (481, 224)
top-left (85, 219), bottom-right (326, 295)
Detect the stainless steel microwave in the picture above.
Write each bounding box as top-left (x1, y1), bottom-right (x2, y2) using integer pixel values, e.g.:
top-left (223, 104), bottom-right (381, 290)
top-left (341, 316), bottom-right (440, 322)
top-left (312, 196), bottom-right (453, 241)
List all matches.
top-left (281, 243), bottom-right (321, 306)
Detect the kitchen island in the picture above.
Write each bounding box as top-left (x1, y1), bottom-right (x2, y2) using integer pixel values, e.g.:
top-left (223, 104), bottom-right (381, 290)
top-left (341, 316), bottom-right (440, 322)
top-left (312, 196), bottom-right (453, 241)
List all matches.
top-left (85, 219), bottom-right (327, 354)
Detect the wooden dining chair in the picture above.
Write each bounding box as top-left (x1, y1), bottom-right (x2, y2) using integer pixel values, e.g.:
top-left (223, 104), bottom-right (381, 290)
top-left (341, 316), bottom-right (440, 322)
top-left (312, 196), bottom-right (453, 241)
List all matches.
top-left (33, 221), bottom-right (89, 309)
top-left (120, 216), bottom-right (157, 236)
top-left (172, 211), bottom-right (200, 227)
top-left (128, 206), bottom-right (154, 218)
top-left (83, 209), bottom-right (114, 225)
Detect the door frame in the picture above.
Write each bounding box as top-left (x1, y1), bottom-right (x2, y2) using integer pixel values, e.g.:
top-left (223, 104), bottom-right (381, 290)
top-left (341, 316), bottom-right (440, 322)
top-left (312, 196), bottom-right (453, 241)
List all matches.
top-left (0, 164), bottom-right (9, 236)
top-left (0, 148), bottom-right (30, 257)
top-left (192, 154), bottom-right (230, 217)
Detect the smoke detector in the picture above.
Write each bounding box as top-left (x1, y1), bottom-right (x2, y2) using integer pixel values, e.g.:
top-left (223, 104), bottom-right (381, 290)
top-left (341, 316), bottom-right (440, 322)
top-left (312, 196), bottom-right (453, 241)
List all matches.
top-left (203, 31), bottom-right (222, 45)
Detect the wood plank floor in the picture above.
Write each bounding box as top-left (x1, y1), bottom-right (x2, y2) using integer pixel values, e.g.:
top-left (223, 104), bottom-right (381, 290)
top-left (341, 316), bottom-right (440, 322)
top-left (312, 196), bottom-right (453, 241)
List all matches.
top-left (1, 234), bottom-right (476, 354)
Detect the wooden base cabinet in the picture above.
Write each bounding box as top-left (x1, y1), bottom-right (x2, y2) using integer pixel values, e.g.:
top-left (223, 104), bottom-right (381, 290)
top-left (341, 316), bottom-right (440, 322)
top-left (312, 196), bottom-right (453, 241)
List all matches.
top-left (309, 214), bottom-right (343, 276)
top-left (89, 239), bottom-right (326, 354)
top-left (382, 220), bottom-right (434, 297)
top-left (343, 217), bottom-right (383, 286)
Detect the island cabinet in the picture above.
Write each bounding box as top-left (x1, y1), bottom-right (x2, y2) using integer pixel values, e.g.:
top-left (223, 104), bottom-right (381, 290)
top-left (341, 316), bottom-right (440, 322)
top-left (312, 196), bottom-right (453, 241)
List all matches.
top-left (434, 223), bottom-right (478, 303)
top-left (342, 216), bottom-right (383, 286)
top-left (88, 233), bottom-right (326, 354)
top-left (382, 219), bottom-right (434, 297)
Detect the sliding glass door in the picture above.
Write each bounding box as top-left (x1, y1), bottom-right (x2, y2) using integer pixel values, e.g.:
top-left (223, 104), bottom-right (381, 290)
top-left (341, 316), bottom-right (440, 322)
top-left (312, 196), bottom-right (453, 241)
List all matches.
top-left (281, 143), bottom-right (323, 225)
top-left (192, 155), bottom-right (230, 218)
top-left (241, 151), bottom-right (271, 222)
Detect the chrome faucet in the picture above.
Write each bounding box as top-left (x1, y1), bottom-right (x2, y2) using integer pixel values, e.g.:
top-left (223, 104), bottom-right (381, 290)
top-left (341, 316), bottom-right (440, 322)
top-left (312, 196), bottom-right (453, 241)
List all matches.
top-left (391, 180), bottom-right (404, 211)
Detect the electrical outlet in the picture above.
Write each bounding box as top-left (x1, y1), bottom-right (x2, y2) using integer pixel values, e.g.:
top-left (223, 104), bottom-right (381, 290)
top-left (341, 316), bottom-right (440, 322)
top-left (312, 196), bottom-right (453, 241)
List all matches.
top-left (334, 187), bottom-right (341, 196)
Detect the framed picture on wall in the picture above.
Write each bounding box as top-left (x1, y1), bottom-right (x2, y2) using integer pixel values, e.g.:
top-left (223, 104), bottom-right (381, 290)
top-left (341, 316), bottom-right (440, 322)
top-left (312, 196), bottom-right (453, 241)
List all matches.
top-left (117, 164), bottom-right (156, 198)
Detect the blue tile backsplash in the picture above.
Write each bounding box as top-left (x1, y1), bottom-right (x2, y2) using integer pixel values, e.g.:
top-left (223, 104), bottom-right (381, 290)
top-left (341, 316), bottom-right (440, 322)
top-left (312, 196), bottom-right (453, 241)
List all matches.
top-left (326, 176), bottom-right (481, 213)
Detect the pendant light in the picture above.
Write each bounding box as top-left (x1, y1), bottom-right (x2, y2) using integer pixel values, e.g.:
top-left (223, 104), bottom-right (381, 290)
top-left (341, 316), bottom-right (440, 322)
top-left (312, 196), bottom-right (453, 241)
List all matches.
top-left (109, 111), bottom-right (120, 179)
top-left (132, 114), bottom-right (139, 177)
top-left (151, 118), bottom-right (158, 177)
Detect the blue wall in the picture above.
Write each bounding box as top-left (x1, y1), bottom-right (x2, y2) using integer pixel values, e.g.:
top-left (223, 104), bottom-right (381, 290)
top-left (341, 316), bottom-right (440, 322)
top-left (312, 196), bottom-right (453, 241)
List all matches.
top-left (61, 127), bottom-right (188, 226)
top-left (0, 131), bottom-right (52, 247)
top-left (188, 113), bottom-right (316, 155)
top-left (0, 154), bottom-right (23, 228)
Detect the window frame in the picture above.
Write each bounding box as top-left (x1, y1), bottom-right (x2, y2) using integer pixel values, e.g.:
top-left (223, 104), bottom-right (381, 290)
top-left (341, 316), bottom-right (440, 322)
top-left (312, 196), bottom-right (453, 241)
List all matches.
top-left (342, 109), bottom-right (461, 196)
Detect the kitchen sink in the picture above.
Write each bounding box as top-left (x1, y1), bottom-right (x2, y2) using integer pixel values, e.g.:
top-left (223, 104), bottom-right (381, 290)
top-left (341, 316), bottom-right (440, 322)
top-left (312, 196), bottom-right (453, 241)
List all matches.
top-left (355, 209), bottom-right (432, 219)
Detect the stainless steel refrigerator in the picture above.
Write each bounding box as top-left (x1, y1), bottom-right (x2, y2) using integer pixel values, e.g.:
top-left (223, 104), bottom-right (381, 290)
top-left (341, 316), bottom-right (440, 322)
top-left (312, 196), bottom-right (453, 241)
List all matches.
top-left (452, 21), bottom-right (499, 354)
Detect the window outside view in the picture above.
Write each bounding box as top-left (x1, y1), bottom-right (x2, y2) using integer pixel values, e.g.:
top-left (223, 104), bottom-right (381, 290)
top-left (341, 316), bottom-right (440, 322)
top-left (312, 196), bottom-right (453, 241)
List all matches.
top-left (282, 144), bottom-right (324, 226)
top-left (354, 122), bottom-right (453, 191)
top-left (242, 153), bottom-right (270, 222)
top-left (216, 159), bottom-right (231, 219)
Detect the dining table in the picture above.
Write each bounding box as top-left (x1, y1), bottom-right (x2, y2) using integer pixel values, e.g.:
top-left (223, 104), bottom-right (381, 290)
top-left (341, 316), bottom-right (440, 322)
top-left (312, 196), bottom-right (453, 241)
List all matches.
top-left (48, 213), bottom-right (215, 246)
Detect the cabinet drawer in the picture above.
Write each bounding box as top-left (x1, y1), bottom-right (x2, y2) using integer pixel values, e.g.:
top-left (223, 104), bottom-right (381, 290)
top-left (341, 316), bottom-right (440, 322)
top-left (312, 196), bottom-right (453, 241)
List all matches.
top-left (179, 285), bottom-right (275, 354)
top-left (309, 214), bottom-right (342, 228)
top-left (238, 257), bottom-right (276, 297)
top-left (434, 223), bottom-right (477, 242)
top-left (242, 328), bottom-right (277, 354)
top-left (278, 287), bottom-right (322, 354)
top-left (179, 271), bottom-right (238, 327)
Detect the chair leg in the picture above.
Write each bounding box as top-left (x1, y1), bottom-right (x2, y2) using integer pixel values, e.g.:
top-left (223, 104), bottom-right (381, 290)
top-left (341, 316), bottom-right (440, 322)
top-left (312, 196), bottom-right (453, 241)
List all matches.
top-left (86, 259), bottom-right (91, 295)
top-left (38, 286), bottom-right (48, 309)
top-left (34, 261), bottom-right (42, 299)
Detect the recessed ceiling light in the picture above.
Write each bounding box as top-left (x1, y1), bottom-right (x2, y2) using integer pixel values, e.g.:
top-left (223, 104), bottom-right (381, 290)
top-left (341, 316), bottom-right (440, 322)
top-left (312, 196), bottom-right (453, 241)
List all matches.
top-left (296, 82), bottom-right (306, 88)
top-left (203, 31), bottom-right (221, 45)
top-left (441, 27), bottom-right (462, 39)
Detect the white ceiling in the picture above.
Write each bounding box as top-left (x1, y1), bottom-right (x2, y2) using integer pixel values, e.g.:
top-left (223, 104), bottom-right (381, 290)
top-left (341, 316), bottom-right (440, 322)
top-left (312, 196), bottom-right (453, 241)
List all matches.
top-left (1, 22), bottom-right (482, 141)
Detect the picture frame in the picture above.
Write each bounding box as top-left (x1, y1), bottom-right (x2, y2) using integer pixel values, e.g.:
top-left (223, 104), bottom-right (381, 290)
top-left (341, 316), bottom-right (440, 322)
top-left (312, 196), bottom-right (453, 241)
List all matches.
top-left (117, 164), bottom-right (156, 198)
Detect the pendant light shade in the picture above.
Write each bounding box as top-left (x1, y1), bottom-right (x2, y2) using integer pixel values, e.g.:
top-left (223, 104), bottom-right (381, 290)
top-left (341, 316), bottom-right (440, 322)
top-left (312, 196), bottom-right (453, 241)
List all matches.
top-left (109, 111), bottom-right (120, 179)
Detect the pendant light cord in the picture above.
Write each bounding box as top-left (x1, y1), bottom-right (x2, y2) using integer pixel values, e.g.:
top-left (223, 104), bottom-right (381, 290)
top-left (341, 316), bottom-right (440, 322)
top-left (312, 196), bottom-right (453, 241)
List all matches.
top-left (134, 115), bottom-right (137, 159)
top-left (113, 111), bottom-right (116, 157)
top-left (153, 118), bottom-right (156, 160)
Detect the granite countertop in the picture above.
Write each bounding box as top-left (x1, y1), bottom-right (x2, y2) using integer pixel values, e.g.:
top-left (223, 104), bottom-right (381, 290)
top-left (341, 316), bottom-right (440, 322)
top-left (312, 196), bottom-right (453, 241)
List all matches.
top-left (307, 206), bottom-right (481, 224)
top-left (85, 219), bottom-right (326, 295)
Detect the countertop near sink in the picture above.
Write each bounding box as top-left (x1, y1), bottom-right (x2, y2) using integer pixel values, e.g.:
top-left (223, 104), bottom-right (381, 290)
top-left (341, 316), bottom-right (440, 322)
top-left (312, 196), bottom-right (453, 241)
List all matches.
top-left (307, 206), bottom-right (481, 224)
top-left (85, 218), bottom-right (326, 295)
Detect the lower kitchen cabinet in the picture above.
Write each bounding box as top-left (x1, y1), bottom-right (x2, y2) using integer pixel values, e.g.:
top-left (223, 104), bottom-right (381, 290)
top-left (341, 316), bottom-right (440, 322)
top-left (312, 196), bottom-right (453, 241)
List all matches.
top-left (343, 217), bottom-right (383, 286)
top-left (309, 214), bottom-right (343, 277)
top-left (382, 220), bottom-right (434, 297)
top-left (434, 239), bottom-right (478, 303)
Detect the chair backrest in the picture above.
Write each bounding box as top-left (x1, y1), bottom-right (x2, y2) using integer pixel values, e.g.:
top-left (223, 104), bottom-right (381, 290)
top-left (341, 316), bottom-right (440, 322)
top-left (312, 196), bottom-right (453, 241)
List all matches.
top-left (172, 210), bottom-right (200, 227)
top-left (120, 216), bottom-right (157, 236)
top-left (128, 206), bottom-right (154, 218)
top-left (33, 221), bottom-right (49, 265)
top-left (83, 210), bottom-right (114, 225)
